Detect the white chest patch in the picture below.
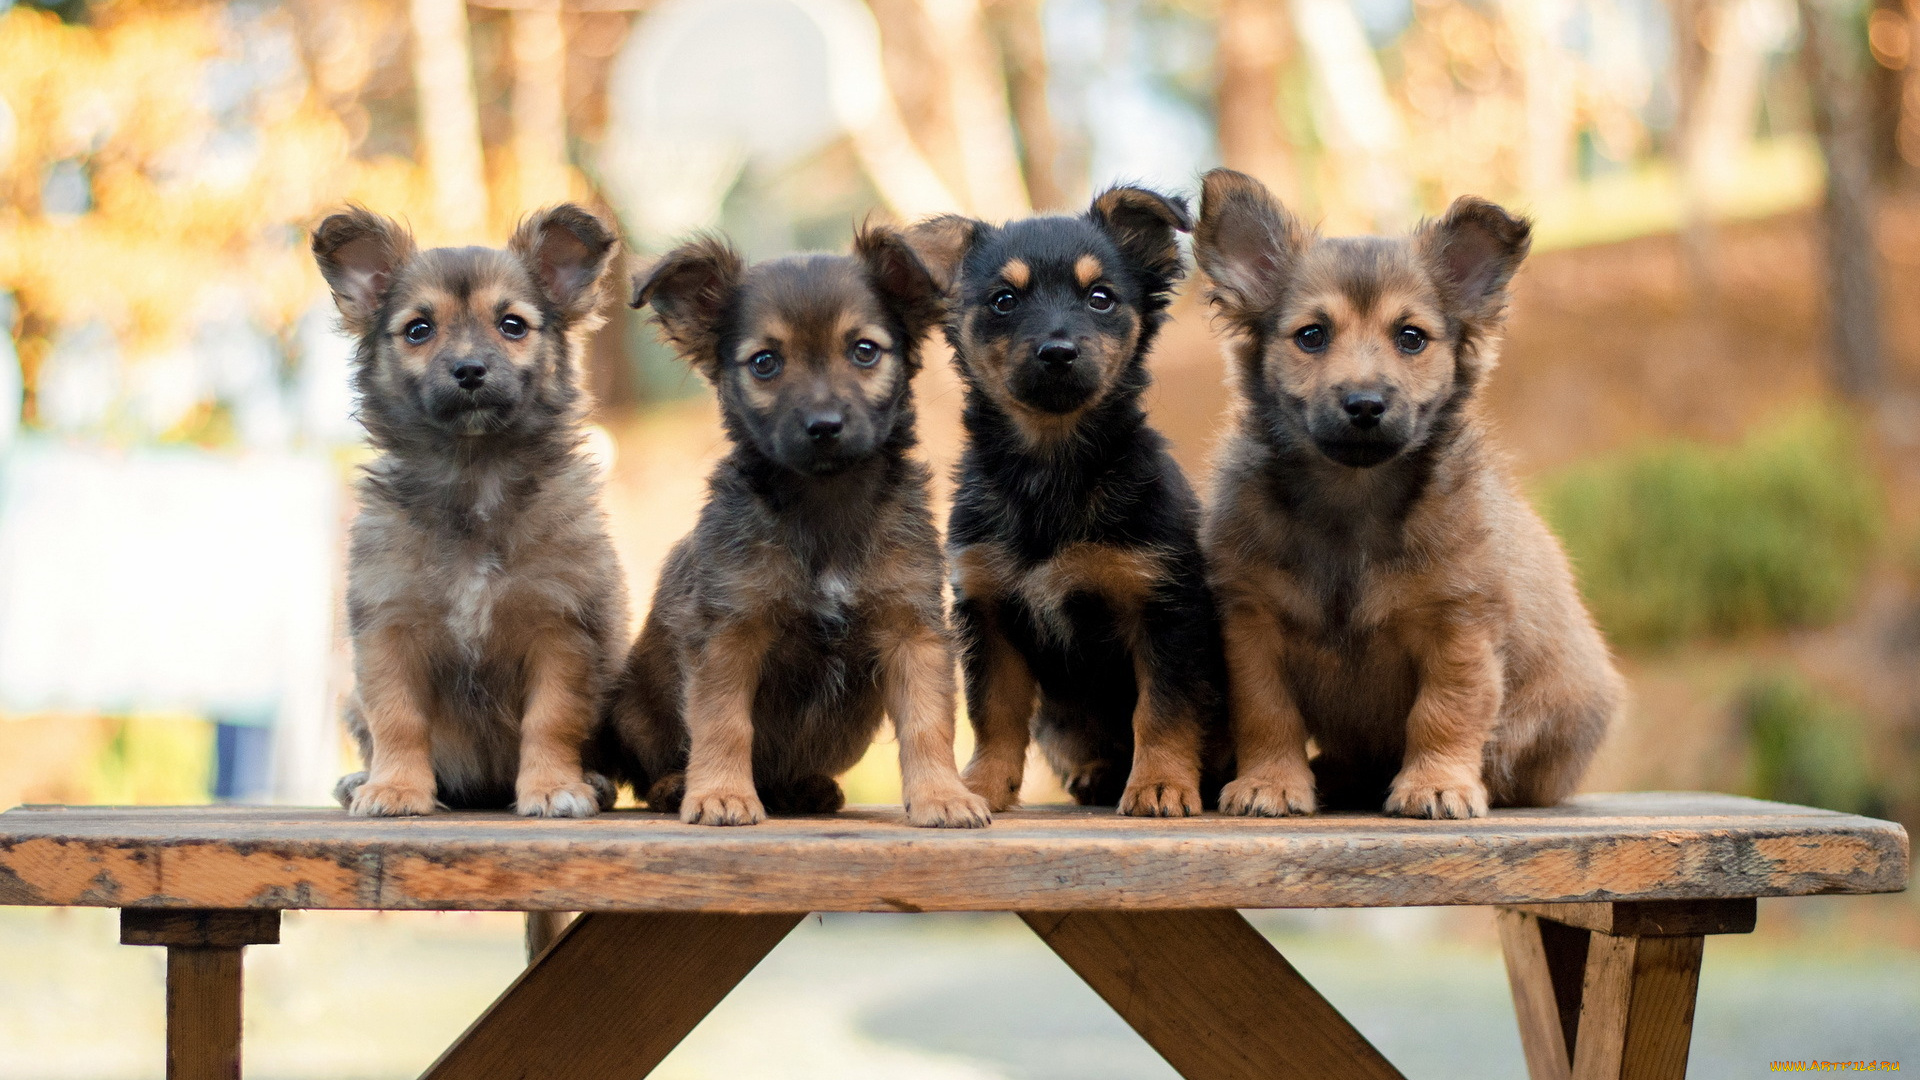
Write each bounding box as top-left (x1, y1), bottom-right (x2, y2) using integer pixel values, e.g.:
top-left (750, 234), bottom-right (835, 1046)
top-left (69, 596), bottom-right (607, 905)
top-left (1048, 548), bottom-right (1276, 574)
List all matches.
top-left (814, 569), bottom-right (855, 626)
top-left (447, 555), bottom-right (502, 656)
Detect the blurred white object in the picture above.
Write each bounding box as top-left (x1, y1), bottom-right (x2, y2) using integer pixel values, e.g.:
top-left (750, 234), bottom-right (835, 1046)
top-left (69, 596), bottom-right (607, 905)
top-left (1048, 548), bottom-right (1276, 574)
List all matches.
top-left (0, 442), bottom-right (342, 802)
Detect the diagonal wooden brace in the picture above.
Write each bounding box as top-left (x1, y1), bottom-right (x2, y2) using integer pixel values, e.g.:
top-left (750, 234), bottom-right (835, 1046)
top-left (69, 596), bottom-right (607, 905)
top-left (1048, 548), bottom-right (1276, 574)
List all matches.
top-left (422, 910), bottom-right (804, 1080)
top-left (1021, 908), bottom-right (1406, 1080)
top-left (1498, 899), bottom-right (1755, 1080)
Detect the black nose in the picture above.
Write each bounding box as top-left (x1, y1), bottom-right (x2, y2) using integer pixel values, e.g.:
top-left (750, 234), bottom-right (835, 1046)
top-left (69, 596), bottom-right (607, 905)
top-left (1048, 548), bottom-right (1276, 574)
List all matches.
top-left (1342, 390), bottom-right (1387, 429)
top-left (805, 412), bottom-right (844, 442)
top-left (452, 361), bottom-right (487, 390)
top-left (1037, 340), bottom-right (1078, 370)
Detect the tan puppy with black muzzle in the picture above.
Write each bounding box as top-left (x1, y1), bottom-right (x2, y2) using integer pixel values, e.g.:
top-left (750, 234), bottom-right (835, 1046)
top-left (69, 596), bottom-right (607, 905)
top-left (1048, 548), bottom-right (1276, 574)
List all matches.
top-left (1194, 169), bottom-right (1623, 819)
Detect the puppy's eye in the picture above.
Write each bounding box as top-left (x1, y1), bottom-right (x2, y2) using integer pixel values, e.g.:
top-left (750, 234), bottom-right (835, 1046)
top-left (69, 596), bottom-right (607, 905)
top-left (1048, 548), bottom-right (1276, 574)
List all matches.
top-left (404, 319), bottom-right (434, 345)
top-left (1396, 326), bottom-right (1427, 354)
top-left (988, 288), bottom-right (1019, 315)
top-left (1086, 286), bottom-right (1116, 313)
top-left (850, 339), bottom-right (881, 367)
top-left (747, 350), bottom-right (782, 380)
top-left (498, 314), bottom-right (528, 340)
top-left (1293, 324), bottom-right (1327, 353)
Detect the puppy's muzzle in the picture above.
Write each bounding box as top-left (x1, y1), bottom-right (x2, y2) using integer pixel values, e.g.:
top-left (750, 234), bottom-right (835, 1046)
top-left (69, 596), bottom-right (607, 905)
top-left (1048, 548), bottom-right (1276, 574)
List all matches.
top-left (452, 360), bottom-right (487, 391)
top-left (1342, 390), bottom-right (1386, 431)
top-left (805, 410), bottom-right (844, 443)
top-left (1037, 339), bottom-right (1077, 371)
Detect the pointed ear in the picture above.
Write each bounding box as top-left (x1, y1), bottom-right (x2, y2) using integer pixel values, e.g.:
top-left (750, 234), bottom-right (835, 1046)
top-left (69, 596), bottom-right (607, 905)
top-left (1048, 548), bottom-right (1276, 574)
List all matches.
top-left (1417, 196), bottom-right (1531, 320)
top-left (901, 214), bottom-right (983, 293)
top-left (1088, 185), bottom-right (1192, 282)
top-left (511, 203), bottom-right (620, 328)
top-left (1193, 168), bottom-right (1308, 326)
top-left (311, 207), bottom-right (416, 336)
top-left (856, 225), bottom-right (946, 343)
top-left (630, 235), bottom-right (744, 371)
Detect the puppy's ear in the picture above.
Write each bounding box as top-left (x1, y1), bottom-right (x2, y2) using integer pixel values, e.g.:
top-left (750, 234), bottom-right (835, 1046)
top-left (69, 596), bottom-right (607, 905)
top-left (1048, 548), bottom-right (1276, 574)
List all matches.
top-left (511, 204), bottom-right (620, 328)
top-left (630, 235), bottom-right (744, 371)
top-left (901, 215), bottom-right (983, 293)
top-left (312, 207), bottom-right (416, 336)
top-left (1417, 196), bottom-right (1531, 322)
top-left (856, 225), bottom-right (945, 341)
top-left (1088, 185), bottom-right (1192, 282)
top-left (1193, 168), bottom-right (1308, 327)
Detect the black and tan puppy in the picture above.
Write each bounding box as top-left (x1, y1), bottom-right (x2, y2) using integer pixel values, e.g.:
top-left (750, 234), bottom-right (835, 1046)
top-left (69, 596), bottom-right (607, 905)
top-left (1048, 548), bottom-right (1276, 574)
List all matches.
top-left (313, 204), bottom-right (629, 817)
top-left (907, 188), bottom-right (1232, 816)
top-left (607, 227), bottom-right (989, 828)
top-left (1193, 168), bottom-right (1622, 819)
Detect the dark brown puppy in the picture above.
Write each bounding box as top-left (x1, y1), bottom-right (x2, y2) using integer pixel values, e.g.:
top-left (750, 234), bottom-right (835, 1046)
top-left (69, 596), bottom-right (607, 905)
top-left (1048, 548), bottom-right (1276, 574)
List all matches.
top-left (313, 204), bottom-right (628, 817)
top-left (908, 188), bottom-right (1232, 817)
top-left (607, 227), bottom-right (989, 828)
top-left (1193, 169), bottom-right (1622, 819)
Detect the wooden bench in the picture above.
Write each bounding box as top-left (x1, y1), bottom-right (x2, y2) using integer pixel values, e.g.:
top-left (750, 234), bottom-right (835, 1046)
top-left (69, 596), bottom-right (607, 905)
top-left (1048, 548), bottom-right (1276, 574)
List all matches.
top-left (0, 792), bottom-right (1906, 1080)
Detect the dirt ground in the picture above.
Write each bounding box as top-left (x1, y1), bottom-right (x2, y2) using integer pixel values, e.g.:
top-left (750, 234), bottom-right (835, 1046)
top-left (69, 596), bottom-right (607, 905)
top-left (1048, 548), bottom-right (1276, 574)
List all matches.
top-left (599, 200), bottom-right (1920, 814)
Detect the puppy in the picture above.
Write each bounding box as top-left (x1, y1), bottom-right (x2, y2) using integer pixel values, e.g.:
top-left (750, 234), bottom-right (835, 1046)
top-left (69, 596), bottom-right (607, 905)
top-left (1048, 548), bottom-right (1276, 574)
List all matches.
top-left (1192, 169), bottom-right (1623, 819)
top-left (907, 187), bottom-right (1233, 816)
top-left (607, 227), bottom-right (990, 829)
top-left (313, 204), bottom-right (629, 817)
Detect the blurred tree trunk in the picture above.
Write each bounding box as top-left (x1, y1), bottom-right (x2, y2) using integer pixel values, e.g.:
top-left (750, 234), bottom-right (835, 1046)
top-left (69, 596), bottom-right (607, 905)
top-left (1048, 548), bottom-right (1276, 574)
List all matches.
top-left (1216, 0), bottom-right (1301, 207)
top-left (409, 0), bottom-right (489, 239)
top-left (868, 0), bottom-right (1029, 219)
top-left (1501, 0), bottom-right (1577, 198)
top-left (1798, 0), bottom-right (1885, 398)
top-left (1678, 0), bottom-right (1775, 294)
top-left (511, 3), bottom-right (571, 209)
top-left (985, 0), bottom-right (1065, 210)
top-left (1287, 0), bottom-right (1410, 230)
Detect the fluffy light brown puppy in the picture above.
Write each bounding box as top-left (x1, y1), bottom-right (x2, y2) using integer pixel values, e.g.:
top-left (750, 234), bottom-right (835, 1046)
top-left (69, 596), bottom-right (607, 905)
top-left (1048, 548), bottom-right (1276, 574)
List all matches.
top-left (1193, 169), bottom-right (1622, 820)
top-left (313, 204), bottom-right (629, 817)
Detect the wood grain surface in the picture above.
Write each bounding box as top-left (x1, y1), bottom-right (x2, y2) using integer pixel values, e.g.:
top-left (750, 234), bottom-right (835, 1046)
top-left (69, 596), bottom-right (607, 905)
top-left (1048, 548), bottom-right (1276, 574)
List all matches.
top-left (0, 793), bottom-right (1904, 913)
top-left (163, 947), bottom-right (244, 1080)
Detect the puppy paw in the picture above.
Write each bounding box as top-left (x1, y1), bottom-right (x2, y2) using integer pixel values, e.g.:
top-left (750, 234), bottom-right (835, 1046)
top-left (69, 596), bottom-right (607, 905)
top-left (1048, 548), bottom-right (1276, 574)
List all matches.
top-left (348, 778), bottom-right (440, 817)
top-left (681, 788), bottom-right (765, 826)
top-left (516, 781), bottom-right (602, 818)
top-left (961, 760), bottom-right (1023, 812)
top-left (1385, 768), bottom-right (1488, 819)
top-left (333, 771), bottom-right (368, 810)
top-left (1220, 773), bottom-right (1317, 817)
top-left (644, 772), bottom-right (686, 814)
top-left (1118, 779), bottom-right (1203, 817)
top-left (906, 786), bottom-right (992, 829)
top-left (585, 771), bottom-right (619, 812)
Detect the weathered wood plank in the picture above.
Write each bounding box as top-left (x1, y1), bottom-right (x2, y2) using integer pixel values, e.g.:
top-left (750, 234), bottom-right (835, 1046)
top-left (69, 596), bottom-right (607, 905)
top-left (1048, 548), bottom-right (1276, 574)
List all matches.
top-left (0, 794), bottom-right (1905, 913)
top-left (1571, 934), bottom-right (1705, 1080)
top-left (1509, 899), bottom-right (1756, 937)
top-left (423, 911), bottom-right (803, 1080)
top-left (1023, 909), bottom-right (1406, 1080)
top-left (1499, 908), bottom-right (1591, 1080)
top-left (164, 947), bottom-right (245, 1080)
top-left (122, 909), bottom-right (282, 948)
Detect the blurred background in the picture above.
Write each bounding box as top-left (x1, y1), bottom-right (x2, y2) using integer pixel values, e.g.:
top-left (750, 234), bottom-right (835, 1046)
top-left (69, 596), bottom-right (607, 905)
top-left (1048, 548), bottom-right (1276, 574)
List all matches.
top-left (0, 0), bottom-right (1917, 1076)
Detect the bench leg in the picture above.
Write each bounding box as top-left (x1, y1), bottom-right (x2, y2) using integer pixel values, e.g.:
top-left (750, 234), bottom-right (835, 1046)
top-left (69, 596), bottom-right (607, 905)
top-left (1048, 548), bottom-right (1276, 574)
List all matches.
top-left (1020, 909), bottom-right (1406, 1080)
top-left (165, 948), bottom-right (245, 1080)
top-left (120, 909), bottom-right (282, 1080)
top-left (1500, 904), bottom-right (1728, 1080)
top-left (1498, 909), bottom-right (1590, 1080)
top-left (422, 911), bottom-right (804, 1080)
top-left (1570, 933), bottom-right (1703, 1080)
top-left (523, 910), bottom-right (574, 963)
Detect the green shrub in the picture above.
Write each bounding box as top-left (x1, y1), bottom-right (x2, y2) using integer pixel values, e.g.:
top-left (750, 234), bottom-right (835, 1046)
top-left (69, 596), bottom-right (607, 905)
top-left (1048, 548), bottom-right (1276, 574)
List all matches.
top-left (1740, 670), bottom-right (1883, 816)
top-left (1537, 412), bottom-right (1882, 649)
